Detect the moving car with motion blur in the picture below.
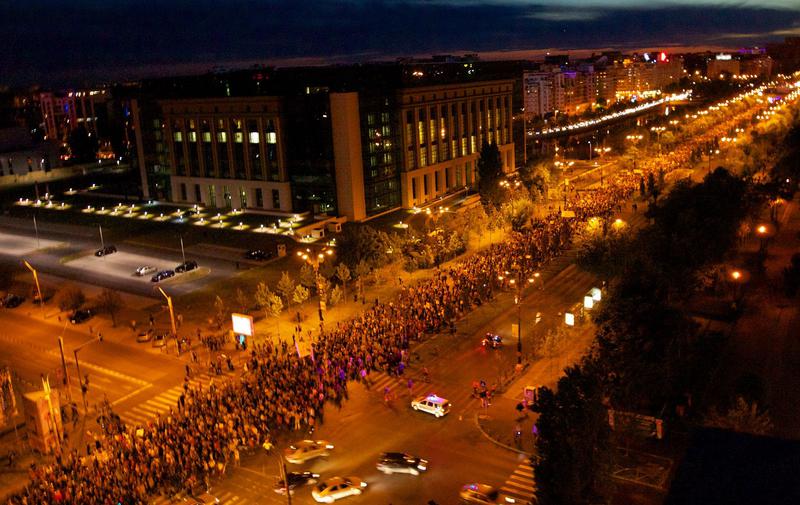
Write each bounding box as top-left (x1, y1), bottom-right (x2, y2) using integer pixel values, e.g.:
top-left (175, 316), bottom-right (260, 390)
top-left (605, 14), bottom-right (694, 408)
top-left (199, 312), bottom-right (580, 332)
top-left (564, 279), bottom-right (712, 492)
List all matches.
top-left (411, 394), bottom-right (451, 418)
top-left (311, 476), bottom-right (366, 503)
top-left (244, 249), bottom-right (273, 261)
top-left (376, 452), bottom-right (427, 475)
top-left (274, 471), bottom-right (320, 495)
top-left (1, 293), bottom-right (24, 308)
top-left (284, 440), bottom-right (335, 464)
top-left (482, 333), bottom-right (502, 349)
top-left (460, 483), bottom-right (500, 504)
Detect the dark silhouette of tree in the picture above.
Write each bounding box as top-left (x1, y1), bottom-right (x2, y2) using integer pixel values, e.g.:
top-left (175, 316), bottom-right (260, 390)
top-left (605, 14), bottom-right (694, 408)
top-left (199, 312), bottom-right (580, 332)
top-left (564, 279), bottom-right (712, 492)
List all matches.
top-left (477, 141), bottom-right (504, 205)
top-left (68, 125), bottom-right (98, 163)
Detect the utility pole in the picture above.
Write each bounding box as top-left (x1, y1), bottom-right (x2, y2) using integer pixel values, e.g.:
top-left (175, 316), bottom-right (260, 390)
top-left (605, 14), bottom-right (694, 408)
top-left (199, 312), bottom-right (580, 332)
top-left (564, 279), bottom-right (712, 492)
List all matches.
top-left (99, 225), bottom-right (105, 250)
top-left (279, 460), bottom-right (293, 505)
top-left (23, 260), bottom-right (44, 320)
top-left (33, 215), bottom-right (40, 249)
top-left (157, 287), bottom-right (178, 353)
top-left (180, 235), bottom-right (186, 265)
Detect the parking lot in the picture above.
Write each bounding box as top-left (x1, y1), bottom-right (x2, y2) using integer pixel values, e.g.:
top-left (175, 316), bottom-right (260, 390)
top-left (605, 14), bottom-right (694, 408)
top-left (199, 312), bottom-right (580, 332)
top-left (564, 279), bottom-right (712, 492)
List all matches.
top-left (0, 230), bottom-right (64, 257)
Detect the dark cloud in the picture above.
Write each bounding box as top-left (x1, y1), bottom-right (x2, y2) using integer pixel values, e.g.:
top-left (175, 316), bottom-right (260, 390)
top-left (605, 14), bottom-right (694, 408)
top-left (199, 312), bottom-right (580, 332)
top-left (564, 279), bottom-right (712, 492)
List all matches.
top-left (2, 0), bottom-right (799, 87)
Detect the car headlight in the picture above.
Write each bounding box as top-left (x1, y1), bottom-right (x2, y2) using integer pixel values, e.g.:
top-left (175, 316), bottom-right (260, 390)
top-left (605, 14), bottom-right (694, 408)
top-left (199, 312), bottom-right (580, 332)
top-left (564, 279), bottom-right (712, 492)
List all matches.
top-left (417, 464), bottom-right (427, 470)
top-left (360, 482), bottom-right (368, 488)
top-left (504, 497), bottom-right (516, 503)
top-left (325, 444), bottom-right (335, 449)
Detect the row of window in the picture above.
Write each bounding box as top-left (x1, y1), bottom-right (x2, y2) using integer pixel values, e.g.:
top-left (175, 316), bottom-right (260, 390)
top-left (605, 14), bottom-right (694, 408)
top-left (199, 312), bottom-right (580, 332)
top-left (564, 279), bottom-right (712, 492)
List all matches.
top-left (409, 162), bottom-right (474, 201)
top-left (178, 182), bottom-right (281, 209)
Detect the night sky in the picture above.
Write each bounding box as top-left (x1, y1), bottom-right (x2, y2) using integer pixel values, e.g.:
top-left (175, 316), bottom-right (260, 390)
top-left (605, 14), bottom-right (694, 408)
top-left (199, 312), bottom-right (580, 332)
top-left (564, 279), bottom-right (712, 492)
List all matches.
top-left (3, 0), bottom-right (800, 87)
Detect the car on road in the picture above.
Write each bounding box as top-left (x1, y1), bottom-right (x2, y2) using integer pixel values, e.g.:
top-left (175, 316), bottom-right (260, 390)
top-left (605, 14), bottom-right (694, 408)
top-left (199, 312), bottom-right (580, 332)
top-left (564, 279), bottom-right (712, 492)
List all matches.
top-left (135, 330), bottom-right (153, 343)
top-left (94, 245), bottom-right (117, 257)
top-left (1, 294), bottom-right (24, 308)
top-left (151, 270), bottom-right (175, 283)
top-left (152, 334), bottom-right (167, 348)
top-left (184, 492), bottom-right (220, 504)
top-left (244, 249), bottom-right (272, 261)
top-left (459, 483), bottom-right (499, 504)
top-left (411, 394), bottom-right (451, 418)
top-left (482, 333), bottom-right (503, 349)
top-left (376, 452), bottom-right (427, 475)
top-left (175, 260), bottom-right (198, 273)
top-left (311, 476), bottom-right (366, 503)
top-left (274, 471), bottom-right (320, 495)
top-left (135, 265), bottom-right (156, 276)
top-left (284, 440), bottom-right (334, 464)
top-left (69, 309), bottom-right (93, 324)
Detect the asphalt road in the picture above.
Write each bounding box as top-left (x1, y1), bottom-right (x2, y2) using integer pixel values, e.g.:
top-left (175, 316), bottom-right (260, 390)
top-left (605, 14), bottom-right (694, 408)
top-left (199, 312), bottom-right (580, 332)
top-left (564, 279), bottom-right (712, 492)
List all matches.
top-left (0, 227), bottom-right (235, 297)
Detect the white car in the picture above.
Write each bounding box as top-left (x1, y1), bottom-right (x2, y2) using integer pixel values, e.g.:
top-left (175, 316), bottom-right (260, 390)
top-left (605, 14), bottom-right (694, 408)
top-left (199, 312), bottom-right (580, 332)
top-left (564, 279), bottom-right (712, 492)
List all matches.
top-left (376, 452), bottom-right (427, 475)
top-left (312, 476), bottom-right (366, 503)
top-left (135, 265), bottom-right (156, 276)
top-left (284, 440), bottom-right (334, 464)
top-left (411, 393), bottom-right (451, 418)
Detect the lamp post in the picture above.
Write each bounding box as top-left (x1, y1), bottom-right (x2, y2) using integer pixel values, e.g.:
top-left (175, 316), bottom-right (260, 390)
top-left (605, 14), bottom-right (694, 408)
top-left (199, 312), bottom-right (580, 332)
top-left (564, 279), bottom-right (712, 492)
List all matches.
top-left (157, 287), bottom-right (178, 352)
top-left (72, 334), bottom-right (103, 414)
top-left (297, 247), bottom-right (334, 322)
top-left (499, 262), bottom-right (539, 365)
top-left (23, 260), bottom-right (44, 320)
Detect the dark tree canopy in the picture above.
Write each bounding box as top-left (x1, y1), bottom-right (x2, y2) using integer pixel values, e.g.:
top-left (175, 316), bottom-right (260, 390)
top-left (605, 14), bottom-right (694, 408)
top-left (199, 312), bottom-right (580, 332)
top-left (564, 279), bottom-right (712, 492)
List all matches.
top-left (477, 141), bottom-right (504, 205)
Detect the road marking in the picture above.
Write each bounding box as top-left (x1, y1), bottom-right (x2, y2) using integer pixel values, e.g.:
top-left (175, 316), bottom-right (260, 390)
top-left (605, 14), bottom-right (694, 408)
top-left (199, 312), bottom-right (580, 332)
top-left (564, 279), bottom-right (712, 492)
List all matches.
top-left (111, 384), bottom-right (153, 406)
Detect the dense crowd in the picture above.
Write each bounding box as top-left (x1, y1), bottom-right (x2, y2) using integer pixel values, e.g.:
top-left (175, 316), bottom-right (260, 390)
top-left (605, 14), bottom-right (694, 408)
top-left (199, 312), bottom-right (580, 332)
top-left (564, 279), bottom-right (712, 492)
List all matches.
top-left (8, 97), bottom-right (767, 505)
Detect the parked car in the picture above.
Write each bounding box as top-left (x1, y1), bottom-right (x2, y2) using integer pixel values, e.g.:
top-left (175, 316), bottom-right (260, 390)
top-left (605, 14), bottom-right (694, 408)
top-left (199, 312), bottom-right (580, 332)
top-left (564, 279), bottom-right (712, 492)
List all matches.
top-left (175, 260), bottom-right (198, 273)
top-left (284, 440), bottom-right (334, 464)
top-left (152, 334), bottom-right (167, 348)
top-left (376, 452), bottom-right (427, 475)
top-left (32, 291), bottom-right (51, 305)
top-left (151, 270), bottom-right (175, 283)
top-left (70, 309), bottom-right (93, 324)
top-left (311, 477), bottom-right (366, 503)
top-left (274, 471), bottom-right (320, 495)
top-left (95, 245), bottom-right (117, 257)
top-left (1, 294), bottom-right (24, 308)
top-left (244, 249), bottom-right (272, 261)
top-left (135, 330), bottom-right (153, 343)
top-left (135, 265), bottom-right (156, 276)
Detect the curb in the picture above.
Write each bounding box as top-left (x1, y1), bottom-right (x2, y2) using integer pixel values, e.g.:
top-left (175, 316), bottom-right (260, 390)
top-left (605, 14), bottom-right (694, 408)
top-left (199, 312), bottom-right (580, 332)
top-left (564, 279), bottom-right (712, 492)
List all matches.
top-left (473, 412), bottom-right (533, 457)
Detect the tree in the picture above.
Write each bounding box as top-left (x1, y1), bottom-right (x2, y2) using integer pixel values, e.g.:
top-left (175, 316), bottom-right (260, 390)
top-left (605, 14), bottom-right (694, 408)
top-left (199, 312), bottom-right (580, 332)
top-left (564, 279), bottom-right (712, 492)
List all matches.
top-left (354, 260), bottom-right (371, 298)
top-left (336, 224), bottom-right (396, 270)
top-left (328, 285), bottom-right (343, 307)
top-left (56, 285), bottom-right (85, 312)
top-left (255, 282), bottom-right (283, 335)
top-left (213, 295), bottom-right (227, 329)
top-left (299, 263), bottom-right (317, 291)
top-left (533, 361), bottom-right (612, 505)
top-left (477, 141), bottom-right (504, 204)
top-left (235, 287), bottom-right (249, 314)
top-left (292, 285), bottom-right (309, 306)
top-left (97, 288), bottom-right (123, 327)
top-left (276, 271), bottom-right (296, 308)
top-left (334, 262), bottom-right (351, 300)
top-left (704, 397), bottom-right (773, 436)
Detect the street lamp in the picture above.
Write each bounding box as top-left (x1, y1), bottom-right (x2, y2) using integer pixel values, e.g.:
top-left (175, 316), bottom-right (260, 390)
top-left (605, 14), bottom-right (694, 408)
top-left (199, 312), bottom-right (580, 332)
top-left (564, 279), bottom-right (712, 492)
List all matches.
top-left (23, 260), bottom-right (44, 320)
top-left (157, 287), bottom-right (178, 353)
top-left (297, 247), bottom-right (335, 322)
top-left (500, 264), bottom-right (539, 365)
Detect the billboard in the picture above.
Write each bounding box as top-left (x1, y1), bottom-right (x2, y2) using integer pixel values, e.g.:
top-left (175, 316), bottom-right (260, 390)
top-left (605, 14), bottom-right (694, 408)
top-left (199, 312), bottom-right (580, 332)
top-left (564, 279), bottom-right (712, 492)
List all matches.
top-left (231, 313), bottom-right (254, 337)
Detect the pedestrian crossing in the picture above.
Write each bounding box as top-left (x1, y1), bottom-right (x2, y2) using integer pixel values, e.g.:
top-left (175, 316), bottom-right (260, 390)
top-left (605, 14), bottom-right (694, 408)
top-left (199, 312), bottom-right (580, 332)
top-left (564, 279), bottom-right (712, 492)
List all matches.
top-left (150, 489), bottom-right (246, 505)
top-left (117, 369), bottom-right (232, 428)
top-left (364, 369), bottom-right (480, 413)
top-left (499, 459), bottom-right (536, 504)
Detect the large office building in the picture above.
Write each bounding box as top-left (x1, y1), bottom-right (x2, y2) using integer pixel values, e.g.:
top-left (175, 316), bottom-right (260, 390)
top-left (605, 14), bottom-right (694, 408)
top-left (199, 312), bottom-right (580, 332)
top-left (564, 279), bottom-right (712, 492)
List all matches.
top-left (132, 63), bottom-right (515, 221)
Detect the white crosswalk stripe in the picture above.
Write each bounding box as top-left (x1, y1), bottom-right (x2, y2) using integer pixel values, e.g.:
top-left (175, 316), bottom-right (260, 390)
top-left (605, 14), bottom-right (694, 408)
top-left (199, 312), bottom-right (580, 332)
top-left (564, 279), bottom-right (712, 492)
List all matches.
top-left (500, 461), bottom-right (536, 504)
top-left (118, 371), bottom-right (232, 428)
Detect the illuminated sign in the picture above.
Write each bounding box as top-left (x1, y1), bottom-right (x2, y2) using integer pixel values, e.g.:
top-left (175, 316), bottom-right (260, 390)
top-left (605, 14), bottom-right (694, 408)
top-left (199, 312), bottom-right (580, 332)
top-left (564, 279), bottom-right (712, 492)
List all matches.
top-left (565, 312), bottom-right (575, 326)
top-left (231, 313), bottom-right (254, 337)
top-left (584, 296), bottom-right (594, 309)
top-left (590, 287), bottom-right (602, 301)
top-left (716, 54), bottom-right (732, 60)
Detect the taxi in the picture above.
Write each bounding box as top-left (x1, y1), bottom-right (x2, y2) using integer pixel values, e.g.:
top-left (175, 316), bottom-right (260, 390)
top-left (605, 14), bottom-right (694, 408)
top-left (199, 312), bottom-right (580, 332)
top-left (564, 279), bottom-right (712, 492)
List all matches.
top-left (284, 439), bottom-right (335, 464)
top-left (411, 393), bottom-right (451, 418)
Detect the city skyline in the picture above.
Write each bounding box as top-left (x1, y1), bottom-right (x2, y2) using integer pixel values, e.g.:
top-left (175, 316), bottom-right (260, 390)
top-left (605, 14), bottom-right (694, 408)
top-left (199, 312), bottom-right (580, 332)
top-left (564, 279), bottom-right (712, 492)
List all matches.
top-left (3, 0), bottom-right (800, 87)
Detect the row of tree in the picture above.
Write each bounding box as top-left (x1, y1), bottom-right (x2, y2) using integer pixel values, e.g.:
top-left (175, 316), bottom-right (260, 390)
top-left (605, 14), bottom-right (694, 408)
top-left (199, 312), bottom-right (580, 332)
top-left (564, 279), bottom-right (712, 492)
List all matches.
top-left (534, 168), bottom-right (754, 505)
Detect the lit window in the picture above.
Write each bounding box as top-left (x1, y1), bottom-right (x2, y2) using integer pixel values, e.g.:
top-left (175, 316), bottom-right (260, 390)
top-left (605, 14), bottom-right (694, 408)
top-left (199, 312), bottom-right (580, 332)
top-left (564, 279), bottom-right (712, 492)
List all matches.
top-left (249, 132), bottom-right (260, 144)
top-left (217, 131), bottom-right (227, 143)
top-left (202, 132), bottom-right (211, 142)
top-left (188, 131), bottom-right (197, 142)
top-left (234, 132), bottom-right (244, 143)
top-left (266, 132), bottom-right (277, 144)
top-left (173, 132), bottom-right (183, 142)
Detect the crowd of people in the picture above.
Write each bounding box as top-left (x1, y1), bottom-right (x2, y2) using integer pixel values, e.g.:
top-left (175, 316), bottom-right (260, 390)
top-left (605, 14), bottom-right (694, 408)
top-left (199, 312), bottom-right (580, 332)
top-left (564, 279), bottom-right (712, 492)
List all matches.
top-left (9, 93), bottom-right (769, 505)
